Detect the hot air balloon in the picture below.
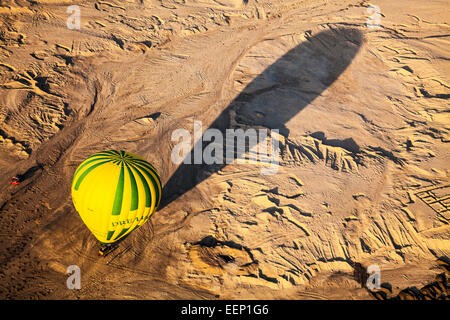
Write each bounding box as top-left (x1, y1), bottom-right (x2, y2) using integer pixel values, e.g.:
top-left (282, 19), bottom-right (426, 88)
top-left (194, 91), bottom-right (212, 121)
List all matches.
top-left (71, 150), bottom-right (162, 256)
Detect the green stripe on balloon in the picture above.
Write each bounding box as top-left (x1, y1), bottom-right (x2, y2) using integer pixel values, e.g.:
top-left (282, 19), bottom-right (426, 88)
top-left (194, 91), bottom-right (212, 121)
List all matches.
top-left (113, 227), bottom-right (129, 241)
top-left (106, 230), bottom-right (115, 241)
top-left (132, 165), bottom-right (152, 208)
top-left (125, 163), bottom-right (139, 211)
top-left (131, 160), bottom-right (161, 195)
top-left (74, 160), bottom-right (111, 191)
top-left (111, 163), bottom-right (125, 216)
top-left (109, 150), bottom-right (122, 156)
top-left (72, 157), bottom-right (113, 186)
top-left (132, 158), bottom-right (161, 183)
top-left (132, 162), bottom-right (160, 208)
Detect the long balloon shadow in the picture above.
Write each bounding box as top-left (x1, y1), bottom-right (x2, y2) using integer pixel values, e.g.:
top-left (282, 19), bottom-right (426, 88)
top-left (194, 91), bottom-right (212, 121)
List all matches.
top-left (160, 27), bottom-right (363, 209)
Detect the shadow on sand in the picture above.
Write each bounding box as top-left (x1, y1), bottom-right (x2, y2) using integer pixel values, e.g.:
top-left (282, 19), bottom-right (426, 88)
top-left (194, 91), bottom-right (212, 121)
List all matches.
top-left (160, 27), bottom-right (364, 209)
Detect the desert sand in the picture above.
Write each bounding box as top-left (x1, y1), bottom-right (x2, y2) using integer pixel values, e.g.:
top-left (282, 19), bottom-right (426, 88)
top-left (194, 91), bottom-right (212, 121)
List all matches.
top-left (0, 0), bottom-right (449, 299)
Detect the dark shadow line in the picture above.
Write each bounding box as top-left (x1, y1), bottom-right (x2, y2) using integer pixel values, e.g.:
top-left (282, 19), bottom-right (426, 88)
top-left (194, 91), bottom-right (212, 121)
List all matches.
top-left (160, 27), bottom-right (364, 210)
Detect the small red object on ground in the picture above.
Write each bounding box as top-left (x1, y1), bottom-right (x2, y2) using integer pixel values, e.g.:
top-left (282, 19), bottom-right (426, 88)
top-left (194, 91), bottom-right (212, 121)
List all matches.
top-left (10, 176), bottom-right (20, 185)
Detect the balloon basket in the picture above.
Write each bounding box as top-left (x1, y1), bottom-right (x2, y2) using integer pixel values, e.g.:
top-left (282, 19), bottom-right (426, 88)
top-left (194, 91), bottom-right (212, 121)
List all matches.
top-left (98, 243), bottom-right (119, 257)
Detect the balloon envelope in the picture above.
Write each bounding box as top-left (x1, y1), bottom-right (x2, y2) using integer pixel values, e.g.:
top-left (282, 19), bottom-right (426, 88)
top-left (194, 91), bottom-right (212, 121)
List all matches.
top-left (71, 150), bottom-right (162, 244)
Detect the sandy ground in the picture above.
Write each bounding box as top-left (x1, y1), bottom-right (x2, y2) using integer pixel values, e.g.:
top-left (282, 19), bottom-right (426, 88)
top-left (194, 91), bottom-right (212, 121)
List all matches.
top-left (0, 0), bottom-right (449, 299)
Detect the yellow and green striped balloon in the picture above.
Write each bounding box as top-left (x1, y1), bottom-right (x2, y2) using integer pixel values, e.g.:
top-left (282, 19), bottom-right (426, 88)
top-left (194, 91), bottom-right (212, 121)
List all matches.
top-left (71, 150), bottom-right (162, 244)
